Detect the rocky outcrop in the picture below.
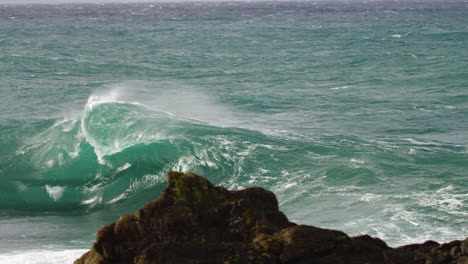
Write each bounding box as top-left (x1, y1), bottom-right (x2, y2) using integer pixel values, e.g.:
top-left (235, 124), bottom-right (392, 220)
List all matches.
top-left (75, 172), bottom-right (468, 264)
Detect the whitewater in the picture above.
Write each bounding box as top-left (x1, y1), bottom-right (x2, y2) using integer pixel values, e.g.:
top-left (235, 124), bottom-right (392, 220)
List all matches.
top-left (0, 1), bottom-right (467, 263)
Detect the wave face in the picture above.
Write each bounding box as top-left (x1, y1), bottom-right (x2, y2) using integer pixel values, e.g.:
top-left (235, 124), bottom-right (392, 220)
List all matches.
top-left (0, 92), bottom-right (255, 212)
top-left (1, 89), bottom-right (467, 248)
top-left (0, 1), bottom-right (467, 256)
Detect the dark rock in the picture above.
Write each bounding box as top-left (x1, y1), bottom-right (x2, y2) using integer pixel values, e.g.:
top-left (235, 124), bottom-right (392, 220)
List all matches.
top-left (75, 172), bottom-right (468, 264)
top-left (462, 238), bottom-right (468, 255)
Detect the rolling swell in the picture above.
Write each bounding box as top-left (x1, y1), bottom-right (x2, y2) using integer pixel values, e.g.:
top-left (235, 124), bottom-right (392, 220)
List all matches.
top-left (0, 95), bottom-right (267, 212)
top-left (0, 91), bottom-right (466, 246)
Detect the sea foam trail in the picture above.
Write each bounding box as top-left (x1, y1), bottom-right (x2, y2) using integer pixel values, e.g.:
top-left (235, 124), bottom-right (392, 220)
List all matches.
top-left (0, 249), bottom-right (87, 264)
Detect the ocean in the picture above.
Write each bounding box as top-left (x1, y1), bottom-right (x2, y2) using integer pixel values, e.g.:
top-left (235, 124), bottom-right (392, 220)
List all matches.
top-left (0, 0), bottom-right (467, 262)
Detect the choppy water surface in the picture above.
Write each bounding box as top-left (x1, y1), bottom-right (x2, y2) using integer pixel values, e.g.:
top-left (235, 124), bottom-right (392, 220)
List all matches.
top-left (0, 1), bottom-right (467, 262)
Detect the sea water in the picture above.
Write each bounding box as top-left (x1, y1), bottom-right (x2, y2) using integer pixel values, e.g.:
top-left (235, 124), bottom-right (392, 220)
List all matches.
top-left (0, 1), bottom-right (467, 263)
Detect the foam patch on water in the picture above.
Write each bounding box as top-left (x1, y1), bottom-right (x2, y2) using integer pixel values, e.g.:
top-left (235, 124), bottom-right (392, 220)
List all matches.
top-left (0, 249), bottom-right (87, 264)
top-left (349, 158), bottom-right (367, 168)
top-left (418, 185), bottom-right (468, 216)
top-left (127, 174), bottom-right (166, 194)
top-left (116, 163), bottom-right (132, 173)
top-left (108, 193), bottom-right (127, 204)
top-left (345, 185), bottom-right (467, 246)
top-left (45, 159), bottom-right (55, 168)
top-left (330, 85), bottom-right (354, 90)
top-left (45, 185), bottom-right (64, 201)
top-left (80, 195), bottom-right (102, 207)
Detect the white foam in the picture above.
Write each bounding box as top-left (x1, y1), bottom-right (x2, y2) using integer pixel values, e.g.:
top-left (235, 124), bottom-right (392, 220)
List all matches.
top-left (359, 193), bottom-right (382, 202)
top-left (276, 182), bottom-right (298, 192)
top-left (170, 156), bottom-right (192, 173)
top-left (403, 138), bottom-right (440, 146)
top-left (128, 174), bottom-right (165, 193)
top-left (389, 208), bottom-right (420, 226)
top-left (350, 158), bottom-right (365, 164)
top-left (330, 85), bottom-right (354, 90)
top-left (61, 119), bottom-right (78, 132)
top-left (108, 193), bottom-right (127, 204)
top-left (80, 195), bottom-right (102, 206)
top-left (116, 163), bottom-right (132, 173)
top-left (45, 185), bottom-right (64, 201)
top-left (350, 158), bottom-right (367, 168)
top-left (391, 34), bottom-right (402, 38)
top-left (0, 249), bottom-right (87, 264)
top-left (418, 185), bottom-right (468, 215)
top-left (45, 160), bottom-right (54, 168)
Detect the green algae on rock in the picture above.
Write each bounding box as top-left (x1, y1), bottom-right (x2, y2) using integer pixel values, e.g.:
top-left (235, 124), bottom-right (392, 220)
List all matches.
top-left (75, 172), bottom-right (468, 264)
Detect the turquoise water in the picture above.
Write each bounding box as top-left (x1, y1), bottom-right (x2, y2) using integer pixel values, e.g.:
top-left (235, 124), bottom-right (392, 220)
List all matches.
top-left (0, 1), bottom-right (467, 262)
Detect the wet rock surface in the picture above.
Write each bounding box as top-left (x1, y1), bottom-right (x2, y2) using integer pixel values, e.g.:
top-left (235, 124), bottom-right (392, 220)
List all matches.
top-left (75, 172), bottom-right (468, 264)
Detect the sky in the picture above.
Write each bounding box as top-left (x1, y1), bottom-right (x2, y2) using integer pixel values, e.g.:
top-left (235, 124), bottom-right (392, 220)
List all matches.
top-left (0, 0), bottom-right (411, 4)
top-left (0, 0), bottom-right (218, 4)
top-left (1, 0), bottom-right (460, 4)
top-left (0, 0), bottom-right (170, 3)
top-left (1, 0), bottom-right (279, 3)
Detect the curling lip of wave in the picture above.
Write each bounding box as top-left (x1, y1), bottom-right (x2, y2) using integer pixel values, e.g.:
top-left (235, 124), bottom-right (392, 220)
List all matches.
top-left (80, 94), bottom-right (176, 164)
